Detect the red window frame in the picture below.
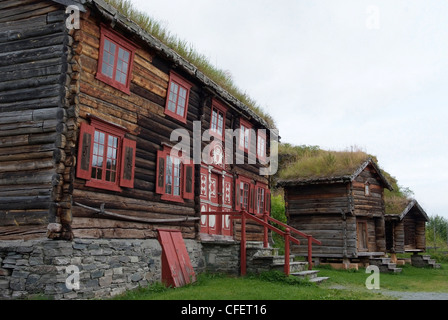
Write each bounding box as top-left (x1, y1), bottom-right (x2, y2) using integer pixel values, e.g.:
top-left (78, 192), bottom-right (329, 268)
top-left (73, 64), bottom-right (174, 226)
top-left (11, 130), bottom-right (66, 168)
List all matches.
top-left (257, 130), bottom-right (267, 161)
top-left (255, 182), bottom-right (270, 215)
top-left (239, 118), bottom-right (253, 152)
top-left (210, 99), bottom-right (227, 139)
top-left (96, 25), bottom-right (137, 94)
top-left (76, 117), bottom-right (136, 192)
top-left (156, 146), bottom-right (194, 203)
top-left (164, 71), bottom-right (193, 123)
top-left (235, 177), bottom-right (270, 214)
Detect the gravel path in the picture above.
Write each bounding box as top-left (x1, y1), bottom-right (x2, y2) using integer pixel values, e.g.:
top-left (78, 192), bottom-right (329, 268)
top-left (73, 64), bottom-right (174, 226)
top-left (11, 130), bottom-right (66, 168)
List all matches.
top-left (328, 284), bottom-right (448, 300)
top-left (378, 290), bottom-right (448, 300)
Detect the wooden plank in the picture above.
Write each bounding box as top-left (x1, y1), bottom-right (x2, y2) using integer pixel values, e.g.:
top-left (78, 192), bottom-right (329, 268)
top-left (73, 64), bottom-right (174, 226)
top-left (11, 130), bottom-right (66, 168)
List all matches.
top-left (158, 230), bottom-right (186, 287)
top-left (0, 225), bottom-right (47, 240)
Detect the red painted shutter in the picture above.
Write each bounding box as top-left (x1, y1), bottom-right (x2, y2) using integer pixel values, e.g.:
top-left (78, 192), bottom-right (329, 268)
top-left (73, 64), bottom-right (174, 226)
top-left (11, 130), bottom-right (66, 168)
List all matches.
top-left (265, 189), bottom-right (271, 214)
top-left (76, 122), bottom-right (95, 180)
top-left (119, 138), bottom-right (136, 188)
top-left (235, 178), bottom-right (240, 211)
top-left (156, 150), bottom-right (165, 194)
top-left (182, 162), bottom-right (194, 200)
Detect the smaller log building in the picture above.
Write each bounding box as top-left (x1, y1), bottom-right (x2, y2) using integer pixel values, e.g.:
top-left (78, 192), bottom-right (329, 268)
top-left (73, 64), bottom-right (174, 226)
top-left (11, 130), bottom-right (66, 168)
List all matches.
top-left (385, 199), bottom-right (428, 255)
top-left (278, 156), bottom-right (393, 264)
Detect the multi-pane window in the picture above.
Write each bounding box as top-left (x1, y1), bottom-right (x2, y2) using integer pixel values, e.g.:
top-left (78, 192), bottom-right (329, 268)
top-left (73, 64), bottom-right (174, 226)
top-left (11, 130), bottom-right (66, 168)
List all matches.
top-left (164, 72), bottom-right (192, 123)
top-left (239, 181), bottom-right (250, 210)
top-left (210, 100), bottom-right (226, 139)
top-left (236, 176), bottom-right (270, 215)
top-left (97, 26), bottom-right (137, 94)
top-left (165, 155), bottom-right (181, 197)
top-left (156, 147), bottom-right (194, 202)
top-left (211, 109), bottom-right (224, 136)
top-left (76, 118), bottom-right (137, 192)
top-left (239, 119), bottom-right (252, 151)
top-left (91, 130), bottom-right (119, 184)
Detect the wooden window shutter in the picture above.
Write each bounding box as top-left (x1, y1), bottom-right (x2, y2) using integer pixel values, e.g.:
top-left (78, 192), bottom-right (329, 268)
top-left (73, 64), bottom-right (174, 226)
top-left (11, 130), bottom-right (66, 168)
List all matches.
top-left (119, 138), bottom-right (136, 188)
top-left (76, 122), bottom-right (95, 180)
top-left (249, 185), bottom-right (254, 214)
top-left (156, 150), bottom-right (165, 194)
top-left (182, 163), bottom-right (194, 200)
top-left (235, 178), bottom-right (240, 210)
top-left (265, 189), bottom-right (271, 214)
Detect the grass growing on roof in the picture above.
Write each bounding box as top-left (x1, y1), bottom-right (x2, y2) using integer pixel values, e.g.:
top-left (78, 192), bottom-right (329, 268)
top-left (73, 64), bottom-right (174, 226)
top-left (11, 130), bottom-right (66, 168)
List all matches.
top-left (278, 148), bottom-right (371, 181)
top-left (103, 0), bottom-right (276, 129)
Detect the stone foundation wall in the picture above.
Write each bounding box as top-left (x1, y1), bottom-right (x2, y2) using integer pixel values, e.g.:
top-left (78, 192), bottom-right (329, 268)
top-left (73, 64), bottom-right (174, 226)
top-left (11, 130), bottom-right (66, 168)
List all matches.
top-left (201, 241), bottom-right (240, 275)
top-left (0, 238), bottom-right (205, 300)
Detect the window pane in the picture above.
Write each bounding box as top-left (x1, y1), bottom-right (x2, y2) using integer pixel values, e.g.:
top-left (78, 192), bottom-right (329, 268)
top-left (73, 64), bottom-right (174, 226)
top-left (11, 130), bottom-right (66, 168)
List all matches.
top-left (240, 126), bottom-right (245, 147)
top-left (179, 86), bottom-right (187, 99)
top-left (118, 47), bottom-right (130, 62)
top-left (217, 112), bottom-right (223, 135)
top-left (168, 101), bottom-right (176, 113)
top-left (211, 110), bottom-right (218, 131)
top-left (176, 102), bottom-right (185, 117)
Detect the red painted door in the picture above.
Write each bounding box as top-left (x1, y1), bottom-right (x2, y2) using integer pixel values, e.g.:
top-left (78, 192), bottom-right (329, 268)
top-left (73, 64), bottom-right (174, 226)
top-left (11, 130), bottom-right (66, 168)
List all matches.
top-left (200, 167), bottom-right (233, 237)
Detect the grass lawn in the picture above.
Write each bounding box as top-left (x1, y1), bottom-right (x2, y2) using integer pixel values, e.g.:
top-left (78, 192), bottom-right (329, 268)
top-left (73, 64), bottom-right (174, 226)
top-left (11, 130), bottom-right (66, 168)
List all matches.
top-left (113, 263), bottom-right (448, 301)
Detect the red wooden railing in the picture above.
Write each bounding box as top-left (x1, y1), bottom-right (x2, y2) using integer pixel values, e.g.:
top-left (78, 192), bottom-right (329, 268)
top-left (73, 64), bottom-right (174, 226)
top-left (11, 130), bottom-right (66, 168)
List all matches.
top-left (201, 210), bottom-right (321, 276)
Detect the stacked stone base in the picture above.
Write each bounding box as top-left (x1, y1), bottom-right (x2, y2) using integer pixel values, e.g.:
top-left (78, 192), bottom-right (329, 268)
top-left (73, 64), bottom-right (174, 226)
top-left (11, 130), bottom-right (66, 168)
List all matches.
top-left (0, 238), bottom-right (204, 300)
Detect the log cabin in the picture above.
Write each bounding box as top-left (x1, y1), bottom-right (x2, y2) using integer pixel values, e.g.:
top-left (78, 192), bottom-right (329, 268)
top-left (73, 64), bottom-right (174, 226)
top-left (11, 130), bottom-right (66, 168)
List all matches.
top-left (385, 199), bottom-right (428, 256)
top-left (0, 0), bottom-right (275, 245)
top-left (278, 154), bottom-right (393, 266)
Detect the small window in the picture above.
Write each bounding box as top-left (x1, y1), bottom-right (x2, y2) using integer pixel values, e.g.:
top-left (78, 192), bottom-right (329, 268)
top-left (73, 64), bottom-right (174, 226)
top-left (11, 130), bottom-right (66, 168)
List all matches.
top-left (76, 118), bottom-right (136, 191)
top-left (239, 119), bottom-right (253, 152)
top-left (164, 72), bottom-right (193, 123)
top-left (236, 177), bottom-right (270, 215)
top-left (257, 130), bottom-right (267, 161)
top-left (156, 146), bottom-right (194, 202)
top-left (210, 99), bottom-right (226, 139)
top-left (97, 26), bottom-right (137, 94)
top-left (239, 181), bottom-right (250, 210)
top-left (365, 183), bottom-right (370, 196)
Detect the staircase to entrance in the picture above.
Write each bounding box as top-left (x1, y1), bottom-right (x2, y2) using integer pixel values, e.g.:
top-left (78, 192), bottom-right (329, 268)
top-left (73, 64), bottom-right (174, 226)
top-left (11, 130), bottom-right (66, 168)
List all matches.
top-left (246, 241), bottom-right (329, 283)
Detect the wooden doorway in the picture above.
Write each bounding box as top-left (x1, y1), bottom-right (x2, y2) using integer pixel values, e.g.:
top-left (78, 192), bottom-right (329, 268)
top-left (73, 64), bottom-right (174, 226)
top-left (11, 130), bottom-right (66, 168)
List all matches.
top-left (200, 166), bottom-right (233, 237)
top-left (357, 220), bottom-right (368, 252)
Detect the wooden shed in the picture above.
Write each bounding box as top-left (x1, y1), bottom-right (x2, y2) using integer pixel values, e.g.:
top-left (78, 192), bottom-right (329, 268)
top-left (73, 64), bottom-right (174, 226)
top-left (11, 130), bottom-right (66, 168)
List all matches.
top-left (385, 199), bottom-right (429, 255)
top-left (0, 0), bottom-right (274, 243)
top-left (278, 155), bottom-right (393, 265)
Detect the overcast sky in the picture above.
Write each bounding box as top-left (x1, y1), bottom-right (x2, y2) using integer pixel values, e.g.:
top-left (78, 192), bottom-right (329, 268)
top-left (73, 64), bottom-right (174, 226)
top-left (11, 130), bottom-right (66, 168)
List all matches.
top-left (130, 0), bottom-right (448, 219)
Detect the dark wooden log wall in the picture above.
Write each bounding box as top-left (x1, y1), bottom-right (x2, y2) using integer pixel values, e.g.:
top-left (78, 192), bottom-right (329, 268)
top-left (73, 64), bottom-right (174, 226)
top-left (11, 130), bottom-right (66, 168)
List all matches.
top-left (403, 207), bottom-right (426, 250)
top-left (352, 165), bottom-right (385, 217)
top-left (69, 12), bottom-right (195, 239)
top-left (0, 0), bottom-right (69, 240)
top-left (285, 183), bottom-right (357, 258)
top-left (351, 165), bottom-right (387, 252)
top-left (285, 164), bottom-right (389, 258)
top-left (70, 11), bottom-right (269, 240)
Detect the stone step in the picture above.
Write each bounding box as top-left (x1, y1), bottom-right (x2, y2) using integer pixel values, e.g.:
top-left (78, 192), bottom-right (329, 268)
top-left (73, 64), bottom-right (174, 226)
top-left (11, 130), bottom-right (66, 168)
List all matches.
top-left (252, 254), bottom-right (296, 265)
top-left (290, 270), bottom-right (329, 284)
top-left (369, 257), bottom-right (402, 273)
top-left (290, 270), bottom-right (319, 280)
top-left (309, 277), bottom-right (330, 284)
top-left (270, 261), bottom-right (308, 273)
top-left (369, 257), bottom-right (391, 265)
